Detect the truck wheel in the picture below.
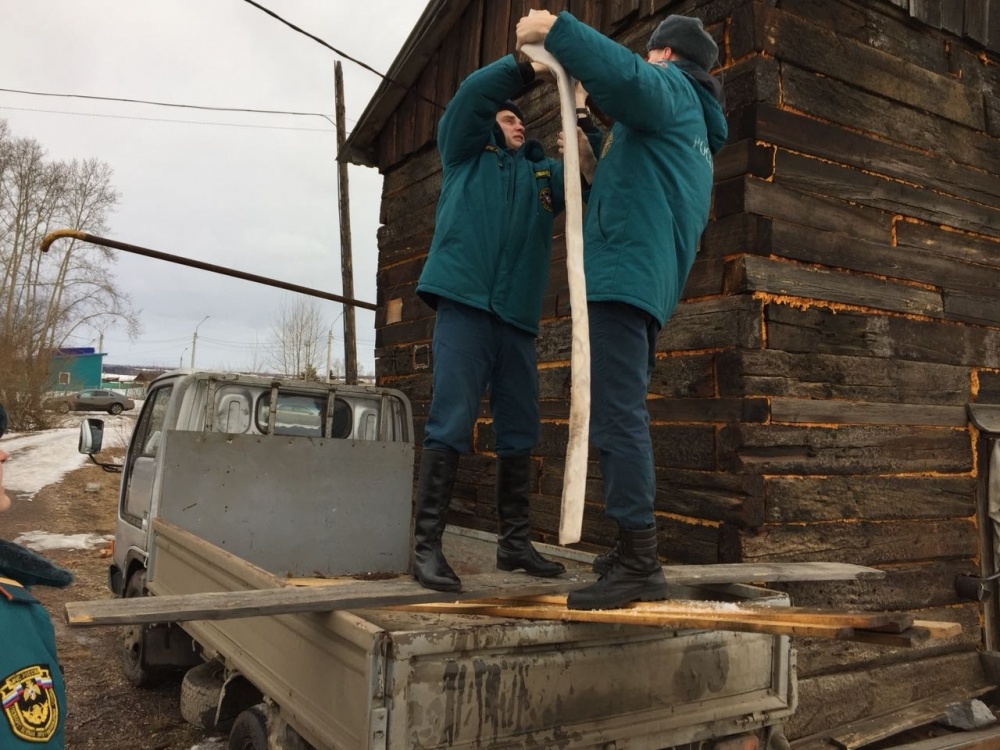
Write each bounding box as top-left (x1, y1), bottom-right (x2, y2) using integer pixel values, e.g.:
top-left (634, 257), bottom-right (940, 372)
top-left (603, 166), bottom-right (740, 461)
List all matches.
top-left (228, 704), bottom-right (269, 750)
top-left (181, 660), bottom-right (225, 729)
top-left (121, 570), bottom-right (162, 687)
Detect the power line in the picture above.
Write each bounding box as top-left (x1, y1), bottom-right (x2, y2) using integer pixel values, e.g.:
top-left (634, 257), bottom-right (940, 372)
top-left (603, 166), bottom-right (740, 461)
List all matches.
top-left (242, 0), bottom-right (444, 112)
top-left (0, 86), bottom-right (334, 124)
top-left (0, 105), bottom-right (336, 132)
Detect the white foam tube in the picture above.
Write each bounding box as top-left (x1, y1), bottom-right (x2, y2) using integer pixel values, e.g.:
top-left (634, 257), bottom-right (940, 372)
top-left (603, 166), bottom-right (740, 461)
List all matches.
top-left (520, 43), bottom-right (589, 546)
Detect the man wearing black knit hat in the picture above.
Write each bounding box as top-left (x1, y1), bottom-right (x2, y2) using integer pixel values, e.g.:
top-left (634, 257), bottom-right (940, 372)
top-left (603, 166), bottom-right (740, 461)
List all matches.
top-left (517, 10), bottom-right (728, 610)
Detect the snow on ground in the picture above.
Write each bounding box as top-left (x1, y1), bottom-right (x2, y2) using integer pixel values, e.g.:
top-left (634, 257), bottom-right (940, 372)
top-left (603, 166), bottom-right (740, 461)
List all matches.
top-left (2, 414), bottom-right (134, 501)
top-left (3, 415), bottom-right (136, 552)
top-left (13, 530), bottom-right (114, 552)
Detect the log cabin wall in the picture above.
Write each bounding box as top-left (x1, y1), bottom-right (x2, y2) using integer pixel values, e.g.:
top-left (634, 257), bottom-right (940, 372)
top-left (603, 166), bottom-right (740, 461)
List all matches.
top-left (367, 0), bottom-right (1000, 739)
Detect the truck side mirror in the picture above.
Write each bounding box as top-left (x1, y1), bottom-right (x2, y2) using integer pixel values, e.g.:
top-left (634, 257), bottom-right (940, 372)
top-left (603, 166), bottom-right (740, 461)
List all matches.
top-left (79, 418), bottom-right (105, 455)
top-left (79, 418), bottom-right (123, 473)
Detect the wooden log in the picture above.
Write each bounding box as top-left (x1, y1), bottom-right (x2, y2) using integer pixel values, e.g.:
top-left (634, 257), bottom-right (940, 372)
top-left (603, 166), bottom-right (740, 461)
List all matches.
top-left (716, 349), bottom-right (971, 405)
top-left (718, 422), bottom-right (972, 476)
top-left (788, 651), bottom-right (988, 740)
top-left (755, 106), bottom-right (1000, 205)
top-left (790, 683), bottom-right (997, 750)
top-left (773, 560), bottom-right (982, 612)
top-left (764, 475), bottom-right (975, 524)
top-left (780, 64), bottom-right (1000, 175)
top-left (764, 219), bottom-right (1000, 305)
top-left (778, 0), bottom-right (950, 74)
top-left (764, 303), bottom-right (1000, 370)
top-left (773, 150), bottom-right (1000, 238)
top-left (657, 296), bottom-right (764, 352)
top-left (763, 6), bottom-right (984, 129)
top-left (768, 398), bottom-right (968, 427)
top-left (743, 178), bottom-right (892, 244)
top-left (794, 604), bottom-right (982, 679)
top-left (725, 254), bottom-right (944, 317)
top-left (733, 518), bottom-right (976, 566)
top-left (647, 352), bottom-right (717, 399)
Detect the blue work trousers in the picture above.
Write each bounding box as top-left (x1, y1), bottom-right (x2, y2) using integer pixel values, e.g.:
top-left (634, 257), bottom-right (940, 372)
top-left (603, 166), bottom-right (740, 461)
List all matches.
top-left (589, 301), bottom-right (661, 530)
top-left (423, 299), bottom-right (540, 457)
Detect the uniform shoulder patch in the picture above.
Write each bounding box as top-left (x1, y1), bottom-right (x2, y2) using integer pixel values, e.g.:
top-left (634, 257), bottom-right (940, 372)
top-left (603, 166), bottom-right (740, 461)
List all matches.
top-left (2, 665), bottom-right (59, 742)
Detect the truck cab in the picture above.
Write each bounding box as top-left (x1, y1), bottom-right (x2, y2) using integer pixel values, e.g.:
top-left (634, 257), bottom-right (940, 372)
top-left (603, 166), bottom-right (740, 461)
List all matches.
top-left (81, 369), bottom-right (413, 685)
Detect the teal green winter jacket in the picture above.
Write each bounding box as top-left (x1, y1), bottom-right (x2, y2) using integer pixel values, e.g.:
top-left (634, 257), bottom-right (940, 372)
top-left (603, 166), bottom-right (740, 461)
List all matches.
top-left (417, 55), bottom-right (566, 336)
top-left (544, 12), bottom-right (729, 326)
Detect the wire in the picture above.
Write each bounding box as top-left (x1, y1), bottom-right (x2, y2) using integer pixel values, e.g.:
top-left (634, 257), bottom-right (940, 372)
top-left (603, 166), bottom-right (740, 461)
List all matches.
top-left (0, 86), bottom-right (335, 124)
top-left (242, 0), bottom-right (444, 112)
top-left (0, 105), bottom-right (336, 132)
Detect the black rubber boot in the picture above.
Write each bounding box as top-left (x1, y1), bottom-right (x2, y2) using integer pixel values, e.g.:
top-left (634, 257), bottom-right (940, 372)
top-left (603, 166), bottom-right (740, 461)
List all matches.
top-left (411, 448), bottom-right (462, 592)
top-left (592, 537), bottom-right (622, 576)
top-left (567, 525), bottom-right (668, 610)
top-left (495, 456), bottom-right (566, 578)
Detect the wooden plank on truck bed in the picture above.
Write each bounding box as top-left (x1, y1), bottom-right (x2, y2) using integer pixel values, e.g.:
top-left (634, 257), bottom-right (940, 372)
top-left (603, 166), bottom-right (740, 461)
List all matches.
top-left (394, 598), bottom-right (961, 647)
top-left (64, 557), bottom-right (886, 626)
top-left (64, 520), bottom-right (885, 627)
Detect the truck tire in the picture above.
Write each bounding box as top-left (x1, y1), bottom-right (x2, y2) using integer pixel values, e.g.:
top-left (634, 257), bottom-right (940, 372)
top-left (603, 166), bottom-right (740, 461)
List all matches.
top-left (180, 660), bottom-right (225, 729)
top-left (121, 570), bottom-right (162, 687)
top-left (228, 705), bottom-right (269, 750)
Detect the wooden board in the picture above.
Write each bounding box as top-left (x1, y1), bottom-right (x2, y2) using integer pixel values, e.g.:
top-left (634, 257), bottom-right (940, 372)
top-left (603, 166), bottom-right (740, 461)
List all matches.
top-left (392, 597), bottom-right (961, 648)
top-left (65, 561), bottom-right (884, 627)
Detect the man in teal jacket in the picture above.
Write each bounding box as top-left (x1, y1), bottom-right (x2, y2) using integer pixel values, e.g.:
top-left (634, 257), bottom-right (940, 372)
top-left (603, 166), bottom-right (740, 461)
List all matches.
top-left (412, 54), bottom-right (602, 592)
top-left (517, 11), bottom-right (729, 609)
top-left (0, 403), bottom-right (72, 747)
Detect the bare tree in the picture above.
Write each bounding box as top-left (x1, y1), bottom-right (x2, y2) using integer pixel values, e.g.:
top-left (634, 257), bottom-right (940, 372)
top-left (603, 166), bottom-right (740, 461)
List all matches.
top-left (0, 118), bottom-right (140, 428)
top-left (268, 296), bottom-right (327, 380)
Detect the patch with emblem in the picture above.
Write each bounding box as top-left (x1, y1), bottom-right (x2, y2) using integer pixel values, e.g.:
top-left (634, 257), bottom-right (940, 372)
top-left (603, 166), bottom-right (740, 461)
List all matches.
top-left (2, 665), bottom-right (59, 742)
top-left (538, 187), bottom-right (554, 212)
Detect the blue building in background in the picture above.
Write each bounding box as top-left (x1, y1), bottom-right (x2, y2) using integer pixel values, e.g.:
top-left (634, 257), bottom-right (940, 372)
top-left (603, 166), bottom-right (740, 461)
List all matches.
top-left (49, 347), bottom-right (105, 391)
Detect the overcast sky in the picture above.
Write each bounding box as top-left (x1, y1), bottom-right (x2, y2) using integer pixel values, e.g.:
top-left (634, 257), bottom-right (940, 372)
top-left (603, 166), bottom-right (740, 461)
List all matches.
top-left (1, 1), bottom-right (427, 376)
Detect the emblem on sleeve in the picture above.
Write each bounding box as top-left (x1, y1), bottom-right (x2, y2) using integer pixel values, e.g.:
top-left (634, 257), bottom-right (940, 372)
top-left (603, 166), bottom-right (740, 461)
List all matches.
top-left (539, 187), bottom-right (554, 212)
top-left (2, 665), bottom-right (59, 742)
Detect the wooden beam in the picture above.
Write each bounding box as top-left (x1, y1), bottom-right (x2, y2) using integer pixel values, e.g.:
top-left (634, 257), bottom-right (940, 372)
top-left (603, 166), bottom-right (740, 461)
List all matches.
top-left (66, 560), bottom-right (885, 627)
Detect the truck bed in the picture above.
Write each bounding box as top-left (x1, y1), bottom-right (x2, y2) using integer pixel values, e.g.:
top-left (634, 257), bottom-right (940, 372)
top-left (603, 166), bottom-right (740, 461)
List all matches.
top-left (148, 521), bottom-right (795, 750)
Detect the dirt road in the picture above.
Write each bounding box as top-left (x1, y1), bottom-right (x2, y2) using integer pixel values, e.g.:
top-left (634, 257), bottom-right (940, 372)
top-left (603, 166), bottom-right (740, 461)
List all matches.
top-left (2, 459), bottom-right (216, 749)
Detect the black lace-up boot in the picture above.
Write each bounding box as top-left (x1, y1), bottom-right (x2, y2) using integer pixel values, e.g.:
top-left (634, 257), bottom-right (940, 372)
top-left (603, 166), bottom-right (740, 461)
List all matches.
top-left (495, 455), bottom-right (565, 578)
top-left (567, 525), bottom-right (667, 610)
top-left (411, 448), bottom-right (461, 592)
top-left (592, 536), bottom-right (622, 576)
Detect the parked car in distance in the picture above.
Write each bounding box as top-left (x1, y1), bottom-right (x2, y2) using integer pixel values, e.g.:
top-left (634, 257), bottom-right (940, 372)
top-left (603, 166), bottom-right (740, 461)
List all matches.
top-left (47, 389), bottom-right (135, 415)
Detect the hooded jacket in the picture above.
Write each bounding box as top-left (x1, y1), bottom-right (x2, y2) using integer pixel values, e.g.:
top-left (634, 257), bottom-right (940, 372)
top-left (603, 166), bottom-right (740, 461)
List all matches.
top-left (544, 12), bottom-right (729, 326)
top-left (416, 55), bottom-right (566, 336)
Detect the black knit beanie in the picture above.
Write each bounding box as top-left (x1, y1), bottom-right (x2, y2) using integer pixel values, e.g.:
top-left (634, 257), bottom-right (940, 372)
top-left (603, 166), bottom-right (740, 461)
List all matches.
top-left (498, 99), bottom-right (525, 123)
top-left (646, 15), bottom-right (719, 71)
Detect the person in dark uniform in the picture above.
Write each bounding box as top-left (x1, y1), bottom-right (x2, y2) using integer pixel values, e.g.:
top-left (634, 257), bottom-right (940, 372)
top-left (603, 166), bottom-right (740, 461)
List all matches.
top-left (411, 51), bottom-right (601, 592)
top-left (0, 403), bottom-right (72, 747)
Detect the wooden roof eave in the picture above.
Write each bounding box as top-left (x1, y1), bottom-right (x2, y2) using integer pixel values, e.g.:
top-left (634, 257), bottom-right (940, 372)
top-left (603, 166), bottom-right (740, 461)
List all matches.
top-left (341, 0), bottom-right (473, 169)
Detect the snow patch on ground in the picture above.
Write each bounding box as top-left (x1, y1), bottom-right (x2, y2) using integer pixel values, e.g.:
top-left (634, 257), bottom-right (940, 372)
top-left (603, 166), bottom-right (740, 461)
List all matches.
top-left (13, 530), bottom-right (114, 552)
top-left (3, 416), bottom-right (134, 500)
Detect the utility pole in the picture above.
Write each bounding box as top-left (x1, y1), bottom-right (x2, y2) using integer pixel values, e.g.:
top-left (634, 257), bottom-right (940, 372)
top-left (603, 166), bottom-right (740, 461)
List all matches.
top-left (326, 328), bottom-right (333, 383)
top-left (191, 315), bottom-right (210, 368)
top-left (335, 61), bottom-right (358, 385)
